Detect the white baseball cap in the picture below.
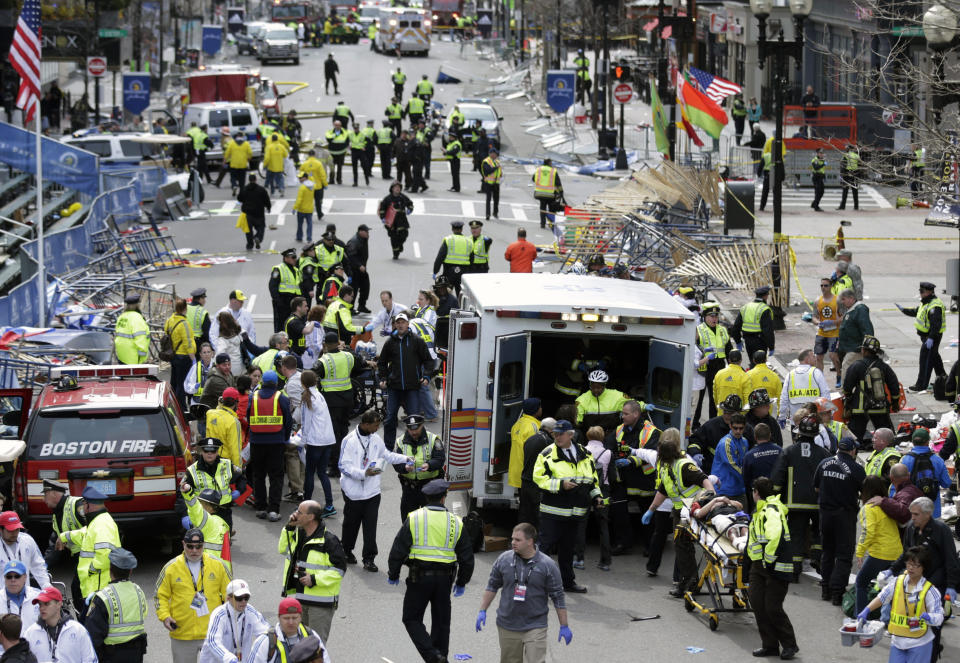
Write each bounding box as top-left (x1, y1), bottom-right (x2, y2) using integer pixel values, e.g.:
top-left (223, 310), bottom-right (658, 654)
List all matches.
top-left (226, 579), bottom-right (251, 598)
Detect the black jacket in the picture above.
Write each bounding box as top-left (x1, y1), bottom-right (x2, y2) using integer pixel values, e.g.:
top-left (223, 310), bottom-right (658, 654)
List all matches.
top-left (770, 437), bottom-right (830, 510)
top-left (345, 233), bottom-right (368, 269)
top-left (391, 430), bottom-right (446, 476)
top-left (842, 355), bottom-right (900, 414)
top-left (521, 430), bottom-right (552, 488)
top-left (745, 411), bottom-right (783, 446)
top-left (0, 641), bottom-right (37, 663)
top-left (378, 193), bottom-right (412, 231)
top-left (238, 182), bottom-right (271, 218)
top-left (888, 518), bottom-right (960, 592)
top-left (282, 522), bottom-right (347, 597)
top-left (688, 415), bottom-right (755, 470)
top-left (377, 331), bottom-right (432, 390)
top-left (731, 298), bottom-right (776, 350)
top-left (324, 58), bottom-right (339, 77)
top-left (388, 505), bottom-right (475, 585)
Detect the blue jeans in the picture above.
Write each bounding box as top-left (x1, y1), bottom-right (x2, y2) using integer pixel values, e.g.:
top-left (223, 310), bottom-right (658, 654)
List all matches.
top-left (888, 642), bottom-right (932, 663)
top-left (383, 387), bottom-right (422, 450)
top-left (266, 170), bottom-right (284, 193)
top-left (304, 445), bottom-right (333, 506)
top-left (419, 381), bottom-right (437, 419)
top-left (855, 555), bottom-right (892, 613)
top-left (296, 212), bottom-right (313, 241)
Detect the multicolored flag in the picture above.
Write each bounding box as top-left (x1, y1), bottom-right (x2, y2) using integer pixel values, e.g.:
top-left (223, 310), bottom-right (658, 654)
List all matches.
top-left (649, 76), bottom-right (670, 158)
top-left (677, 70), bottom-right (727, 140)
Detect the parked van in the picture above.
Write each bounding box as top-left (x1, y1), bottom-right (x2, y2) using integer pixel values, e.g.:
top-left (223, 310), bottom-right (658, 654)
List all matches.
top-left (61, 132), bottom-right (163, 166)
top-left (375, 7), bottom-right (431, 56)
top-left (443, 273), bottom-right (696, 510)
top-left (182, 101), bottom-right (262, 163)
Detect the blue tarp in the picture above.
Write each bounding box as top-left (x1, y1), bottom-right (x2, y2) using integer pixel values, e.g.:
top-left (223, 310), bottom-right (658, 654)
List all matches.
top-left (0, 121), bottom-right (100, 197)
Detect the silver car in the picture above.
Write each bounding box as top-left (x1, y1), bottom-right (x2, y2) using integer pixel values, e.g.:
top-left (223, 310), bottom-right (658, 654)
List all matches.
top-left (259, 27), bottom-right (300, 65)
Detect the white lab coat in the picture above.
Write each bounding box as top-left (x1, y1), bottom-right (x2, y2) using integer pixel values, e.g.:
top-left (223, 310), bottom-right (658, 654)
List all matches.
top-left (200, 602), bottom-right (270, 663)
top-left (779, 364), bottom-right (831, 418)
top-left (210, 306), bottom-right (257, 344)
top-left (370, 303), bottom-right (408, 336)
top-left (249, 622), bottom-right (332, 663)
top-left (23, 618), bottom-right (97, 663)
top-left (294, 387), bottom-right (336, 448)
top-left (0, 532), bottom-right (50, 588)
top-left (0, 586), bottom-right (40, 637)
top-left (338, 426), bottom-right (410, 501)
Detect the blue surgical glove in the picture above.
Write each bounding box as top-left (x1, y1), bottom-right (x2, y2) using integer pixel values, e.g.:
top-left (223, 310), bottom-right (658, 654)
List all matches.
top-left (364, 323), bottom-right (375, 332)
top-left (920, 612), bottom-right (932, 622)
top-left (558, 625), bottom-right (573, 645)
top-left (615, 458), bottom-right (632, 468)
top-left (692, 453), bottom-right (704, 468)
top-left (857, 607), bottom-right (871, 622)
top-left (736, 342), bottom-right (744, 352)
top-left (231, 489), bottom-right (240, 500)
top-left (777, 418), bottom-right (787, 429)
top-left (768, 349), bottom-right (775, 357)
top-left (705, 352), bottom-right (716, 360)
top-left (924, 338), bottom-right (934, 349)
top-left (641, 510), bottom-right (653, 526)
top-left (946, 588), bottom-right (957, 602)
top-left (644, 403), bottom-right (655, 412)
top-left (475, 610), bottom-right (486, 632)
top-left (180, 516), bottom-right (192, 529)
top-left (388, 578), bottom-right (399, 586)
top-left (453, 584), bottom-right (465, 598)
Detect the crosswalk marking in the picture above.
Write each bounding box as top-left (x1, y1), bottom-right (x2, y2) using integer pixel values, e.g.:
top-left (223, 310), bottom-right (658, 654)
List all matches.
top-left (322, 198), bottom-right (332, 214)
top-left (412, 198), bottom-right (424, 215)
top-left (752, 184), bottom-right (890, 209)
top-left (274, 200), bottom-right (287, 214)
top-left (363, 198), bottom-right (379, 215)
top-left (461, 200), bottom-right (475, 217)
top-left (276, 213), bottom-right (286, 226)
top-left (510, 204), bottom-right (527, 221)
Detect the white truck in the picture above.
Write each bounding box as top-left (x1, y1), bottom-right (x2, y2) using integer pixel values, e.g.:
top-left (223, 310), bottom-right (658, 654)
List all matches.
top-left (442, 273), bottom-right (697, 511)
top-left (375, 7), bottom-right (431, 55)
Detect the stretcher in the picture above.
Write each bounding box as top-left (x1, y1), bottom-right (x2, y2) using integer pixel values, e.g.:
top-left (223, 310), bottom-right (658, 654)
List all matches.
top-left (679, 499), bottom-right (753, 630)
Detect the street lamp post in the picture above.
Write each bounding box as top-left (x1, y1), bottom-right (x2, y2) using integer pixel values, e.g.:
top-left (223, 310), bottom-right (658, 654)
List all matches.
top-left (750, 0), bottom-right (811, 327)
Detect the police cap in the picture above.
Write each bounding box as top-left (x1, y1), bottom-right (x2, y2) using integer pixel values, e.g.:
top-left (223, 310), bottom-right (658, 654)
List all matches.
top-left (198, 488), bottom-right (222, 505)
top-left (109, 547), bottom-right (138, 570)
top-left (281, 248), bottom-right (298, 258)
top-left (198, 437), bottom-right (223, 452)
top-left (41, 479), bottom-right (67, 493)
top-left (81, 486), bottom-right (108, 502)
top-left (324, 331), bottom-right (340, 344)
top-left (123, 292), bottom-right (141, 304)
top-left (190, 287), bottom-right (207, 298)
top-left (450, 220), bottom-right (464, 229)
top-left (838, 436), bottom-right (859, 451)
top-left (422, 479), bottom-right (449, 496)
top-left (919, 281), bottom-right (936, 291)
top-left (288, 635), bottom-right (324, 663)
top-left (403, 414), bottom-right (425, 428)
top-left (468, 220), bottom-right (483, 228)
top-left (755, 285), bottom-right (772, 297)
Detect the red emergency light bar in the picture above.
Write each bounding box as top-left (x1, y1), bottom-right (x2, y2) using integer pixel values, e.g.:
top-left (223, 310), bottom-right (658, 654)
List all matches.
top-left (50, 365), bottom-right (159, 379)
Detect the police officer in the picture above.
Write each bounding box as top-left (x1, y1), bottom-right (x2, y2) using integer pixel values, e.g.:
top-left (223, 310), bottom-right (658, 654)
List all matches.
top-left (810, 147), bottom-right (826, 212)
top-left (325, 121), bottom-right (349, 185)
top-left (299, 244), bottom-right (320, 304)
top-left (759, 149), bottom-right (772, 211)
top-left (378, 119), bottom-right (396, 179)
top-left (694, 301), bottom-right (732, 421)
top-left (864, 428), bottom-right (901, 478)
top-left (332, 100), bottom-right (354, 127)
top-left (316, 331), bottom-right (364, 476)
top-left (480, 148), bottom-right (502, 220)
top-left (115, 293), bottom-right (150, 365)
top-left (57, 486), bottom-right (121, 615)
top-left (415, 74), bottom-right (434, 102)
top-left (387, 479), bottom-right (474, 663)
top-left (405, 94), bottom-right (426, 127)
top-left (315, 231), bottom-right (348, 279)
top-left (841, 335), bottom-right (901, 441)
top-left (910, 143), bottom-right (924, 199)
top-left (386, 98), bottom-right (404, 135)
top-left (319, 264), bottom-right (347, 303)
top-left (180, 437), bottom-right (246, 529)
top-left (731, 94), bottom-right (747, 145)
top-left (814, 436), bottom-right (866, 604)
top-left (731, 285), bottom-right (775, 362)
top-left (468, 220), bottom-right (492, 274)
top-left (532, 158), bottom-right (561, 228)
top-left (836, 143), bottom-right (860, 211)
top-left (432, 220), bottom-right (472, 296)
top-left (771, 415), bottom-right (829, 578)
top-left (392, 415), bottom-right (446, 521)
top-left (392, 67), bottom-right (407, 98)
top-left (747, 477), bottom-right (798, 660)
top-left (84, 548), bottom-right (148, 663)
top-left (187, 288), bottom-right (211, 355)
top-left (270, 248), bottom-right (302, 333)
top-left (40, 479), bottom-right (82, 567)
top-left (347, 122), bottom-right (370, 187)
top-left (187, 122), bottom-right (213, 183)
top-left (443, 133), bottom-right (462, 192)
top-left (898, 281), bottom-right (947, 393)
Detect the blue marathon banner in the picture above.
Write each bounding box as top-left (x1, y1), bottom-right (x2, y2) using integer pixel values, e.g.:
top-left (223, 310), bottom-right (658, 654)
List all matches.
top-left (546, 70), bottom-right (576, 114)
top-left (123, 73), bottom-right (152, 115)
top-left (202, 25), bottom-right (223, 55)
top-left (0, 122), bottom-right (99, 197)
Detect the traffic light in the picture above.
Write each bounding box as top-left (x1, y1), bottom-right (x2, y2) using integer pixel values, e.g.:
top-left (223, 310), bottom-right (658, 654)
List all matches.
top-left (613, 63), bottom-right (630, 81)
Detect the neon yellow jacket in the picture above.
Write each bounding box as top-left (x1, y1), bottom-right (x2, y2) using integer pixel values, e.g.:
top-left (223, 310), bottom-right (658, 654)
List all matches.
top-left (154, 552), bottom-right (230, 641)
top-left (508, 413), bottom-right (540, 488)
top-left (206, 405), bottom-right (242, 467)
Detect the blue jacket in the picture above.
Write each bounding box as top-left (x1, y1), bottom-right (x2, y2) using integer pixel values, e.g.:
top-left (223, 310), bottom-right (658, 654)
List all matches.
top-left (711, 433), bottom-right (749, 498)
top-left (246, 386), bottom-right (294, 444)
top-left (896, 446), bottom-right (951, 517)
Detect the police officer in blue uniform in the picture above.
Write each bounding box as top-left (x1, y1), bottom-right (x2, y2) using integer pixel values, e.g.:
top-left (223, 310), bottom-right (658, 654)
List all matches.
top-left (813, 436), bottom-right (866, 604)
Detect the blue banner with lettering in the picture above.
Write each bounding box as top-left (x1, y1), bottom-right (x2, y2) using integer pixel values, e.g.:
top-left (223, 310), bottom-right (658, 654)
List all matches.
top-left (0, 122), bottom-right (99, 197)
top-left (122, 73), bottom-right (152, 115)
top-left (202, 25), bottom-right (223, 55)
top-left (546, 70), bottom-right (576, 114)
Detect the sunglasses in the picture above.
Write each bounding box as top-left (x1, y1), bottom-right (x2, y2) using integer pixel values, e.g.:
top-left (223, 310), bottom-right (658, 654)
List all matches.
top-left (234, 595), bottom-right (250, 602)
top-left (184, 543), bottom-right (203, 550)
top-left (4, 574), bottom-right (22, 580)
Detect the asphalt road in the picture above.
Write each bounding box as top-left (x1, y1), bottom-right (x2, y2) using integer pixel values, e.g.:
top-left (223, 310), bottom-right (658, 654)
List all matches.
top-left (109, 37), bottom-right (960, 663)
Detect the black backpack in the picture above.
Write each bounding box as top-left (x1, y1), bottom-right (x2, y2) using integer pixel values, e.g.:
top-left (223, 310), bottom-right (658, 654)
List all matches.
top-left (463, 510), bottom-right (484, 553)
top-left (908, 451), bottom-right (939, 499)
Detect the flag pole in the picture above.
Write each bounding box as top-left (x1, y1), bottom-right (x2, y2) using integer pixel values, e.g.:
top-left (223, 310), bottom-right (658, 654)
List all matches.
top-left (36, 72), bottom-right (44, 327)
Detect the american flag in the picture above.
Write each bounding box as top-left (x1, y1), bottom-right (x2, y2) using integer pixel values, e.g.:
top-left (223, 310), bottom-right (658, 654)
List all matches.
top-left (9, 0), bottom-right (42, 123)
top-left (688, 66), bottom-right (741, 105)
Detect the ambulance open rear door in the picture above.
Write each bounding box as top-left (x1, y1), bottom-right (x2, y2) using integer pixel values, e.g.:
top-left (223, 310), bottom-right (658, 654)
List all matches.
top-left (444, 313), bottom-right (480, 492)
top-left (488, 332), bottom-right (530, 481)
top-left (645, 339), bottom-right (688, 431)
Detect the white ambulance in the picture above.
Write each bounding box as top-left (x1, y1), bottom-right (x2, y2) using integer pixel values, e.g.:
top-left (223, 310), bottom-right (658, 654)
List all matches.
top-left (375, 7), bottom-right (431, 55)
top-left (443, 273), bottom-right (697, 510)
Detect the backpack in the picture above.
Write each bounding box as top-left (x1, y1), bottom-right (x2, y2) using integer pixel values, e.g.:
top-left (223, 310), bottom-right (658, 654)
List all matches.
top-left (933, 374), bottom-right (948, 401)
top-left (158, 319), bottom-right (184, 362)
top-left (862, 360), bottom-right (889, 410)
top-left (907, 450), bottom-right (939, 499)
top-left (463, 510), bottom-right (484, 553)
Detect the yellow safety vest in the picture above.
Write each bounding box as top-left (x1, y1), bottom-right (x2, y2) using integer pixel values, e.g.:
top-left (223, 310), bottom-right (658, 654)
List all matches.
top-left (51, 495), bottom-right (83, 541)
top-left (279, 528), bottom-right (344, 604)
top-left (315, 244), bottom-right (345, 272)
top-left (378, 128), bottom-right (395, 144)
top-left (913, 149), bottom-right (924, 168)
top-left (393, 72), bottom-right (407, 85)
top-left (888, 575), bottom-right (933, 638)
top-left (397, 431), bottom-right (441, 480)
top-left (865, 446), bottom-right (901, 477)
top-left (407, 97), bottom-right (425, 114)
top-left (253, 349), bottom-right (279, 374)
top-left (696, 323), bottom-right (729, 371)
top-left (472, 235), bottom-right (489, 264)
top-left (811, 157), bottom-right (825, 175)
top-left (192, 361), bottom-right (207, 397)
top-left (482, 157), bottom-right (502, 184)
top-left (96, 581), bottom-right (147, 645)
top-left (533, 166), bottom-right (557, 198)
top-left (299, 255), bottom-right (320, 284)
top-left (348, 130), bottom-right (366, 150)
top-left (184, 459), bottom-right (234, 507)
top-left (407, 507), bottom-right (462, 564)
top-left (386, 103), bottom-right (403, 119)
top-left (843, 150), bottom-right (860, 171)
top-left (741, 301), bottom-right (771, 334)
top-left (275, 624), bottom-right (311, 663)
top-left (320, 351), bottom-right (354, 392)
top-left (325, 129), bottom-right (349, 155)
top-left (443, 234), bottom-right (472, 265)
top-left (186, 304), bottom-right (208, 339)
top-left (114, 311), bottom-right (150, 364)
top-left (915, 298), bottom-right (946, 334)
top-left (322, 298), bottom-right (355, 337)
top-left (831, 274), bottom-right (853, 296)
top-left (416, 80), bottom-right (434, 95)
top-left (656, 458), bottom-right (699, 508)
top-left (787, 369), bottom-right (819, 400)
top-left (275, 263), bottom-right (301, 294)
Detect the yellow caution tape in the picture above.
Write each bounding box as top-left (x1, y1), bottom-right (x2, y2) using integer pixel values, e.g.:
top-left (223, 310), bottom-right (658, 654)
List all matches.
top-left (787, 243), bottom-right (815, 313)
top-left (786, 235), bottom-right (956, 241)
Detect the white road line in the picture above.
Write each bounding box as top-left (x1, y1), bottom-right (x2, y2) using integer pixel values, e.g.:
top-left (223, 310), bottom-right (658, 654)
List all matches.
top-left (322, 198), bottom-right (333, 213)
top-left (277, 213), bottom-right (286, 226)
top-left (413, 241), bottom-right (421, 258)
top-left (305, 196), bottom-right (541, 208)
top-left (269, 240), bottom-right (277, 251)
top-left (412, 198), bottom-right (424, 215)
top-left (461, 200), bottom-right (475, 217)
top-left (363, 198), bottom-right (379, 215)
top-left (511, 204), bottom-right (527, 221)
top-left (862, 184), bottom-right (892, 209)
top-left (274, 199), bottom-right (288, 213)
top-left (221, 201), bottom-right (237, 213)
top-left (245, 294), bottom-right (257, 313)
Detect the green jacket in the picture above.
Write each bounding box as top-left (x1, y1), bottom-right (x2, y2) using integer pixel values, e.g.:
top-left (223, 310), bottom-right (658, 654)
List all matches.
top-left (837, 301), bottom-right (874, 354)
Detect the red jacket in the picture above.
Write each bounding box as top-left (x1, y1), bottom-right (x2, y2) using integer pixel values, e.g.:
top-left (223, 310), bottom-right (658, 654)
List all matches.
top-left (504, 239), bottom-right (537, 273)
top-left (878, 481), bottom-right (924, 525)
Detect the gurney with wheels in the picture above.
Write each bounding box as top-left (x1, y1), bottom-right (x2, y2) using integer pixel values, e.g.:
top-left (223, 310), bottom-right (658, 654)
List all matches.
top-left (678, 498), bottom-right (753, 630)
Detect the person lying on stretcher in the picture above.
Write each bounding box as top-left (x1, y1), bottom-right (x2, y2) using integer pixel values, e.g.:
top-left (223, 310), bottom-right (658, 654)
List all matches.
top-left (689, 489), bottom-right (750, 552)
